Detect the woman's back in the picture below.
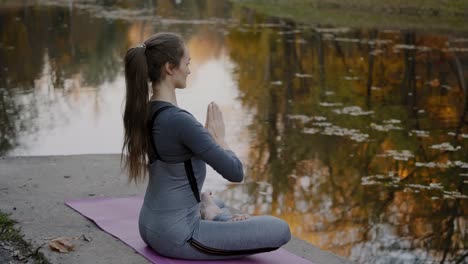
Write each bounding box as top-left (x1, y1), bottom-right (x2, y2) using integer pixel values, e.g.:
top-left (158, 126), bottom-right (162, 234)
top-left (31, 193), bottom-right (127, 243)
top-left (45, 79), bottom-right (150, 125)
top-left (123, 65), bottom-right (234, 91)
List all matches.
top-left (143, 101), bottom-right (206, 206)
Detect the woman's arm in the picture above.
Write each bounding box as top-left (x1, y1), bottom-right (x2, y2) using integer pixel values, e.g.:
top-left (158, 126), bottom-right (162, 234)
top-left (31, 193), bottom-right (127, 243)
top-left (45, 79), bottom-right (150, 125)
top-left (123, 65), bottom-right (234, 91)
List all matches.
top-left (172, 110), bottom-right (244, 183)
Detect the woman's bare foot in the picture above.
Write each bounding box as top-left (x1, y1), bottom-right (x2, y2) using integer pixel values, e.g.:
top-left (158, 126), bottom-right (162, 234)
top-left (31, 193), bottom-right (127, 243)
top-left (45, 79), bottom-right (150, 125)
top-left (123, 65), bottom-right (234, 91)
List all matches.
top-left (200, 191), bottom-right (222, 220)
top-left (230, 213), bottom-right (250, 221)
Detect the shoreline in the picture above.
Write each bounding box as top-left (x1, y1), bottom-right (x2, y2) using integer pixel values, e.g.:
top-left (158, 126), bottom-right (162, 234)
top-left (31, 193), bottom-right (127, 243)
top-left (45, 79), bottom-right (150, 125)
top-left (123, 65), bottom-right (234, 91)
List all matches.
top-left (231, 0), bottom-right (468, 33)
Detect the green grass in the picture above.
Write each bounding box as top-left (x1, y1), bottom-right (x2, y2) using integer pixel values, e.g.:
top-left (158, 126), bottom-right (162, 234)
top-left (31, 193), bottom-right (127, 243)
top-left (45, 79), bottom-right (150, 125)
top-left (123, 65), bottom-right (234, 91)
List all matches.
top-left (0, 212), bottom-right (48, 264)
top-left (1, 213), bottom-right (21, 241)
top-left (232, 0), bottom-right (468, 33)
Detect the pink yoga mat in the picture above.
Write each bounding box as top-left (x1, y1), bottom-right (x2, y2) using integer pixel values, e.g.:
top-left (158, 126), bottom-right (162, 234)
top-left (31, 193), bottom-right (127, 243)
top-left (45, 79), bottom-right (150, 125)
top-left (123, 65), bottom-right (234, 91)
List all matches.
top-left (65, 196), bottom-right (314, 264)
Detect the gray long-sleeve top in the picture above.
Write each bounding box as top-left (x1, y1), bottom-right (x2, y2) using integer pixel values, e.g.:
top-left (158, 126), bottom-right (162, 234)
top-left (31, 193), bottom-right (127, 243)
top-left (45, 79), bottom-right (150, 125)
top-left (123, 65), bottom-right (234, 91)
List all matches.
top-left (140, 100), bottom-right (245, 244)
top-left (140, 101), bottom-right (245, 243)
top-left (150, 100), bottom-right (244, 183)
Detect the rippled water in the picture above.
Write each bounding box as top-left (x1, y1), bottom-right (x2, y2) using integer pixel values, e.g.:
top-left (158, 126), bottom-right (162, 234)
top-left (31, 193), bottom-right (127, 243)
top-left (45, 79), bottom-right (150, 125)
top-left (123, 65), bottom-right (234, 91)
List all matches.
top-left (0, 1), bottom-right (467, 263)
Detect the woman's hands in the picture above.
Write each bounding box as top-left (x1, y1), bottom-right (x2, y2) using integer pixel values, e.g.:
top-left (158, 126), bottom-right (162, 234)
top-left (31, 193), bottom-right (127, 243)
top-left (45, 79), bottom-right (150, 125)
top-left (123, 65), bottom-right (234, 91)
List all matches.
top-left (205, 102), bottom-right (229, 149)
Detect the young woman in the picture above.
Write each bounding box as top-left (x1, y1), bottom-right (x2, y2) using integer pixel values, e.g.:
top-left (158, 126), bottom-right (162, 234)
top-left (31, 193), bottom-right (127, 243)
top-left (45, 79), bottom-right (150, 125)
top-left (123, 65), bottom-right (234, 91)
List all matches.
top-left (121, 32), bottom-right (291, 260)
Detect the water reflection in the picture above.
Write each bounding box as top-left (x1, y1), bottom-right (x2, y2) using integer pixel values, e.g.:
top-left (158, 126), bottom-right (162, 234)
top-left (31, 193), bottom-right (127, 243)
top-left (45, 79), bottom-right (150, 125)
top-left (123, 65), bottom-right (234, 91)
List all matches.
top-left (0, 1), bottom-right (467, 263)
top-left (221, 13), bottom-right (467, 263)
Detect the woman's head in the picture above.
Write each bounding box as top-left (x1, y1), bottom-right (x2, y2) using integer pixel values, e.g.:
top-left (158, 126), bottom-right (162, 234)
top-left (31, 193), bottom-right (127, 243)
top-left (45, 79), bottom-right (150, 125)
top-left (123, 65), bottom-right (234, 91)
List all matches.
top-left (121, 32), bottom-right (189, 184)
top-left (144, 32), bottom-right (190, 87)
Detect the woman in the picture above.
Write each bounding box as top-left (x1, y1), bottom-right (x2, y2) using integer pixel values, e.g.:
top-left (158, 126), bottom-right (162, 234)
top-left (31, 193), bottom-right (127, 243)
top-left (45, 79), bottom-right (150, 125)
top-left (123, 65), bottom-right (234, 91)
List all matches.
top-left (121, 32), bottom-right (291, 260)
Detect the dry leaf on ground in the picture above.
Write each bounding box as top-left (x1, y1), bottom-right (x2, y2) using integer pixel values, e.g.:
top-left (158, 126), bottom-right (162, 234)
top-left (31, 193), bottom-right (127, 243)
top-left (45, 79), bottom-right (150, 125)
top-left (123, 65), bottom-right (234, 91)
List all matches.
top-left (47, 237), bottom-right (76, 253)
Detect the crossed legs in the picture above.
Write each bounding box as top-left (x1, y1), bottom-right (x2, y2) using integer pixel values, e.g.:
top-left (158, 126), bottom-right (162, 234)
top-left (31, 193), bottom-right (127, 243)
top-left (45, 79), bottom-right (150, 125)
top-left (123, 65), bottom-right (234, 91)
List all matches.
top-left (201, 191), bottom-right (250, 222)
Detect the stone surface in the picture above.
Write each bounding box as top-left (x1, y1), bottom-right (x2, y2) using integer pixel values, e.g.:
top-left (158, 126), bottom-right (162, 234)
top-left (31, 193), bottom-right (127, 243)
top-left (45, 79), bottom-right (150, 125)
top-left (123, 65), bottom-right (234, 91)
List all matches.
top-left (0, 154), bottom-right (350, 264)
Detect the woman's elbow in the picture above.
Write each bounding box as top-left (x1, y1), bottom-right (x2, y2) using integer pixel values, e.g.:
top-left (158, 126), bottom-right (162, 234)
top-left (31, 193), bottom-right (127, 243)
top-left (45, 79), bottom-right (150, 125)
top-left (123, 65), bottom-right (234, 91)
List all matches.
top-left (230, 174), bottom-right (243, 183)
top-left (229, 162), bottom-right (244, 182)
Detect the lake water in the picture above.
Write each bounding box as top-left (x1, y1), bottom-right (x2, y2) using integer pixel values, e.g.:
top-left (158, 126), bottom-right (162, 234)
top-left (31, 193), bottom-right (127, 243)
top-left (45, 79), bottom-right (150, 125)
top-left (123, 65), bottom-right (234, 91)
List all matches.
top-left (0, 1), bottom-right (467, 263)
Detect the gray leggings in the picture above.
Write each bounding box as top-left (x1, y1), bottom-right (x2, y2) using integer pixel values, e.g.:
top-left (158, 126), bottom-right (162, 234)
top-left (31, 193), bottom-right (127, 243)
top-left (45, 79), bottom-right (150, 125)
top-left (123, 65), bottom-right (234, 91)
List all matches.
top-left (141, 197), bottom-right (291, 260)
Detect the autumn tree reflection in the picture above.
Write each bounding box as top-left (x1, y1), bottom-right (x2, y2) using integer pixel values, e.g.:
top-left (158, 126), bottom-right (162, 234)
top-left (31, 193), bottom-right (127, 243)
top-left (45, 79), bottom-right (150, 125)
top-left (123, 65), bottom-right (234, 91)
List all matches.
top-left (226, 9), bottom-right (467, 262)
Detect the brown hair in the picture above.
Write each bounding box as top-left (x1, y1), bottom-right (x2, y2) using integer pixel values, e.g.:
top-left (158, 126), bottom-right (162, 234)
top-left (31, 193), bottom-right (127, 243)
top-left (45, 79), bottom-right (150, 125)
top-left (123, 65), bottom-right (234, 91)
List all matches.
top-left (121, 32), bottom-right (185, 184)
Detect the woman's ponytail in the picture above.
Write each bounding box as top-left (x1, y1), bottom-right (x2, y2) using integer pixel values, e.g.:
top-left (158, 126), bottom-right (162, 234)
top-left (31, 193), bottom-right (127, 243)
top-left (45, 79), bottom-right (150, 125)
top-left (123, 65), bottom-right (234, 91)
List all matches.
top-left (121, 46), bottom-right (150, 184)
top-left (120, 33), bottom-right (185, 185)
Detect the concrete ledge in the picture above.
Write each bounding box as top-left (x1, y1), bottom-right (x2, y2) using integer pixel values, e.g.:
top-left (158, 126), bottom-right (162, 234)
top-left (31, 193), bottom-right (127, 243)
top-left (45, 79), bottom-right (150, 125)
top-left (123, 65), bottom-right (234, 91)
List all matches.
top-left (0, 154), bottom-right (350, 264)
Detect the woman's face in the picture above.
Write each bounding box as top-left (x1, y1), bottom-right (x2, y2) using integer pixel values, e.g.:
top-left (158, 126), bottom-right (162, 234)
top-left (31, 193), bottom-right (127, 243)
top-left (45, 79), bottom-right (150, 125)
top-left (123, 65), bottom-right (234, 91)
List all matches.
top-left (173, 45), bottom-right (191, 88)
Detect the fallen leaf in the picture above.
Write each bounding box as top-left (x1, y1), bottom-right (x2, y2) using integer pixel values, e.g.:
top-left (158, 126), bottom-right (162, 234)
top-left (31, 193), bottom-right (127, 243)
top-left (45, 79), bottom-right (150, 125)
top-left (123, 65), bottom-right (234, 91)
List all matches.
top-left (47, 237), bottom-right (76, 253)
top-left (48, 241), bottom-right (69, 253)
top-left (57, 239), bottom-right (74, 250)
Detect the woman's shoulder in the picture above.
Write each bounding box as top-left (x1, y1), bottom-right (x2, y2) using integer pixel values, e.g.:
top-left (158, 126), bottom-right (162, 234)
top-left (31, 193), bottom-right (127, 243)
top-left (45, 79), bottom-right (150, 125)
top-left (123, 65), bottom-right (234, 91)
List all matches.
top-left (167, 107), bottom-right (199, 128)
top-left (150, 102), bottom-right (192, 118)
top-left (163, 105), bottom-right (193, 118)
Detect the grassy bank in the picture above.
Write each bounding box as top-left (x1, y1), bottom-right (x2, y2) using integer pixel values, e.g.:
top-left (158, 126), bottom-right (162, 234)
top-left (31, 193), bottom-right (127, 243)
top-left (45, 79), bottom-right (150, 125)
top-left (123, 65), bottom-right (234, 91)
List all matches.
top-left (0, 212), bottom-right (48, 263)
top-left (232, 0), bottom-right (468, 33)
